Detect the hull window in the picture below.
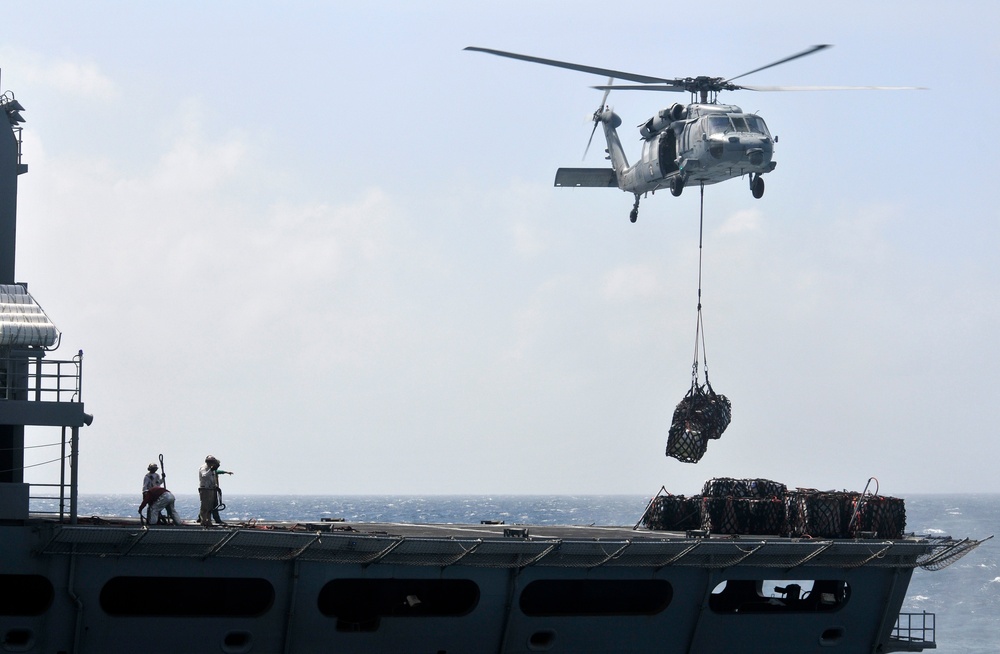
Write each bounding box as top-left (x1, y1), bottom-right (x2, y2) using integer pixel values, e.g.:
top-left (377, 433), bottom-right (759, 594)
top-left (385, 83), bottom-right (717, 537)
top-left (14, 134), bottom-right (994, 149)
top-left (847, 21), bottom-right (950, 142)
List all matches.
top-left (0, 575), bottom-right (53, 616)
top-left (100, 577), bottom-right (274, 617)
top-left (319, 578), bottom-right (480, 632)
top-left (519, 579), bottom-right (672, 616)
top-left (709, 579), bottom-right (850, 613)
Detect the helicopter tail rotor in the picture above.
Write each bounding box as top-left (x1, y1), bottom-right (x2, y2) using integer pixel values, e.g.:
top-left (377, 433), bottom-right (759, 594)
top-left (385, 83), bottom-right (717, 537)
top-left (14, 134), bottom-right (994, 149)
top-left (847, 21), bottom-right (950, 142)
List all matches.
top-left (583, 77), bottom-right (613, 160)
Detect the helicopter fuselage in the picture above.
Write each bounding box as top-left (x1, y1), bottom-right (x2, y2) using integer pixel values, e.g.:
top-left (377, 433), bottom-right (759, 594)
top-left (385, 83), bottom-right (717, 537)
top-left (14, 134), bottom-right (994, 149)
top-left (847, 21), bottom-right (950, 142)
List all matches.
top-left (573, 103), bottom-right (776, 194)
top-left (646, 103), bottom-right (773, 189)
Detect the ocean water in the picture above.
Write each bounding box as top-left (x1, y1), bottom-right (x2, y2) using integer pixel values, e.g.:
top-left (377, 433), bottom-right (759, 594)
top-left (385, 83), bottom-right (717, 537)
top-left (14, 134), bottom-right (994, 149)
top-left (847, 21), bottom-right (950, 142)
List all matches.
top-left (899, 495), bottom-right (998, 653)
top-left (65, 492), bottom-right (997, 653)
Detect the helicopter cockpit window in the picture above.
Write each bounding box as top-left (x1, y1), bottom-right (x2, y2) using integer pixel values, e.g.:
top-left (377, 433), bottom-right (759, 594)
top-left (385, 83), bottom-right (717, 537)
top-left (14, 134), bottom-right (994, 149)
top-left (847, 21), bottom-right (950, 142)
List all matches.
top-left (746, 115), bottom-right (771, 137)
top-left (730, 115), bottom-right (749, 132)
top-left (705, 116), bottom-right (731, 135)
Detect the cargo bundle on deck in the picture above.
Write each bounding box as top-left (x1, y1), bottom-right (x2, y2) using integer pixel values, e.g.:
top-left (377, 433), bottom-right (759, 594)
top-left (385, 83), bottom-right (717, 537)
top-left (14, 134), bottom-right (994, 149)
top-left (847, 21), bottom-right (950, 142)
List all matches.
top-left (641, 478), bottom-right (906, 539)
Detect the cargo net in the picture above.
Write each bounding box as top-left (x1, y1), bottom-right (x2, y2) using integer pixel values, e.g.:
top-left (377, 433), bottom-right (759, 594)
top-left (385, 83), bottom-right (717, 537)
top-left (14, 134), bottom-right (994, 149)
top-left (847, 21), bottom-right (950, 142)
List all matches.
top-left (785, 491), bottom-right (908, 538)
top-left (639, 492), bottom-right (703, 531)
top-left (641, 478), bottom-right (907, 539)
top-left (665, 383), bottom-right (732, 463)
top-left (917, 535), bottom-right (993, 571)
top-left (699, 477), bottom-right (787, 535)
top-left (701, 496), bottom-right (786, 535)
top-left (701, 477), bottom-right (786, 499)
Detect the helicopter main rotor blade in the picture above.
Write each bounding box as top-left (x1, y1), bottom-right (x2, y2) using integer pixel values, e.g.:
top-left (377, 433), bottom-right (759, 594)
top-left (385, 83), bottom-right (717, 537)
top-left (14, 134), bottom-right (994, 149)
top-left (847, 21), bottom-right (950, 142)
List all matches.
top-left (725, 44), bottom-right (831, 84)
top-left (591, 84), bottom-right (687, 92)
top-left (737, 84), bottom-right (927, 92)
top-left (465, 46), bottom-right (670, 85)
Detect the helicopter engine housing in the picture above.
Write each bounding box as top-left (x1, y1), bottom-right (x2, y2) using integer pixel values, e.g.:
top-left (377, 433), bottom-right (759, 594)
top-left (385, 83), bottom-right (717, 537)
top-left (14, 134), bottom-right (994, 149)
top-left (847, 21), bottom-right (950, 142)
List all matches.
top-left (639, 103), bottom-right (686, 140)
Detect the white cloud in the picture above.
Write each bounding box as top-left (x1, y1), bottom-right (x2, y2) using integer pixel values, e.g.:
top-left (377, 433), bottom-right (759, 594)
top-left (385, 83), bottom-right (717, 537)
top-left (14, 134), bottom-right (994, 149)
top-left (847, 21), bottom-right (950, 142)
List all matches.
top-left (511, 221), bottom-right (545, 256)
top-left (0, 49), bottom-right (117, 100)
top-left (600, 263), bottom-right (662, 301)
top-left (39, 60), bottom-right (116, 99)
top-left (153, 133), bottom-right (248, 193)
top-left (716, 208), bottom-right (762, 235)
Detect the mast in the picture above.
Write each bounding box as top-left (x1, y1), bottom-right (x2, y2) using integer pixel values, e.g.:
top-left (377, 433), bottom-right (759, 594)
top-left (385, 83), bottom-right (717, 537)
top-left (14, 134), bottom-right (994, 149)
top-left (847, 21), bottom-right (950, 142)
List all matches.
top-left (0, 75), bottom-right (92, 523)
top-left (0, 70), bottom-right (27, 281)
top-left (0, 83), bottom-right (28, 495)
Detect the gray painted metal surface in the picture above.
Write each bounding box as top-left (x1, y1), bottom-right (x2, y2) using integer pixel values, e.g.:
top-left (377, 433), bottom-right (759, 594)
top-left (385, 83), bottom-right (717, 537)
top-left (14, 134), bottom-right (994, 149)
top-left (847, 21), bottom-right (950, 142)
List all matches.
top-left (0, 519), bottom-right (953, 653)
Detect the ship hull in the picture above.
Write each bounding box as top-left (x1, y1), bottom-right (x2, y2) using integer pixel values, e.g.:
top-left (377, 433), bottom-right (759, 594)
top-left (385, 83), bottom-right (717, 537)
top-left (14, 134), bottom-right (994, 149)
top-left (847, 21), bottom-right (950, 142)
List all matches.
top-left (0, 520), bottom-right (933, 654)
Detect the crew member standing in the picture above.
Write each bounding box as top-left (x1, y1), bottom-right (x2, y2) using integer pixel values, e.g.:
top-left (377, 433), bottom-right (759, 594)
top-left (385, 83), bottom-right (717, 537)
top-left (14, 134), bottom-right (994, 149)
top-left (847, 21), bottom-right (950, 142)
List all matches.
top-left (198, 455), bottom-right (233, 526)
top-left (141, 462), bottom-right (163, 523)
top-left (142, 463), bottom-right (162, 493)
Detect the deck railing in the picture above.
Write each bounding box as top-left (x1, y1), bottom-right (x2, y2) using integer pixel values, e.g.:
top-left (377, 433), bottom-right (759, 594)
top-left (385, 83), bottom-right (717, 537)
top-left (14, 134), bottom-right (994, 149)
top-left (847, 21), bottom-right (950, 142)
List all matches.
top-left (0, 351), bottom-right (86, 522)
top-left (0, 350), bottom-right (83, 403)
top-left (889, 612), bottom-right (936, 651)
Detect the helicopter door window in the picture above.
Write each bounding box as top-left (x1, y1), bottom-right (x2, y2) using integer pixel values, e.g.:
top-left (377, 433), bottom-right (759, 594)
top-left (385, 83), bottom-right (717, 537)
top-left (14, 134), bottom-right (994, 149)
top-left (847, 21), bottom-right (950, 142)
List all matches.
top-left (730, 115), bottom-right (749, 132)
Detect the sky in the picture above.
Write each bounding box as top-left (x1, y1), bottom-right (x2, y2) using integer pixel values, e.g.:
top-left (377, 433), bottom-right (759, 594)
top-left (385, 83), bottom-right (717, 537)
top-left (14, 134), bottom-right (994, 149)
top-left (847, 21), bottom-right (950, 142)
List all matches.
top-left (4, 1), bottom-right (999, 496)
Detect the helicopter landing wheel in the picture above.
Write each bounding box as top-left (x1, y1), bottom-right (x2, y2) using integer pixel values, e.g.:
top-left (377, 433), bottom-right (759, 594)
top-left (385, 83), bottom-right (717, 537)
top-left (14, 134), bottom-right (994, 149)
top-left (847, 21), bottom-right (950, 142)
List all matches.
top-left (630, 196), bottom-right (640, 223)
top-left (670, 177), bottom-right (684, 197)
top-left (751, 174), bottom-right (765, 199)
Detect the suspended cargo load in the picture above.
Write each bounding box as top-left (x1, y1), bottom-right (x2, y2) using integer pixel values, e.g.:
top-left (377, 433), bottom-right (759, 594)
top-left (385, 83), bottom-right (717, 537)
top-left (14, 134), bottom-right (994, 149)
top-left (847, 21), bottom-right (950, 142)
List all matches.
top-left (665, 383), bottom-right (731, 463)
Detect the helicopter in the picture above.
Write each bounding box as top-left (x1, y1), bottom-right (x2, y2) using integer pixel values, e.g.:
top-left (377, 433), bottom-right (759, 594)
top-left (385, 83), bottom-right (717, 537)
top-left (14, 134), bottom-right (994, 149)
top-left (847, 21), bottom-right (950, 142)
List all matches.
top-left (465, 45), bottom-right (920, 222)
